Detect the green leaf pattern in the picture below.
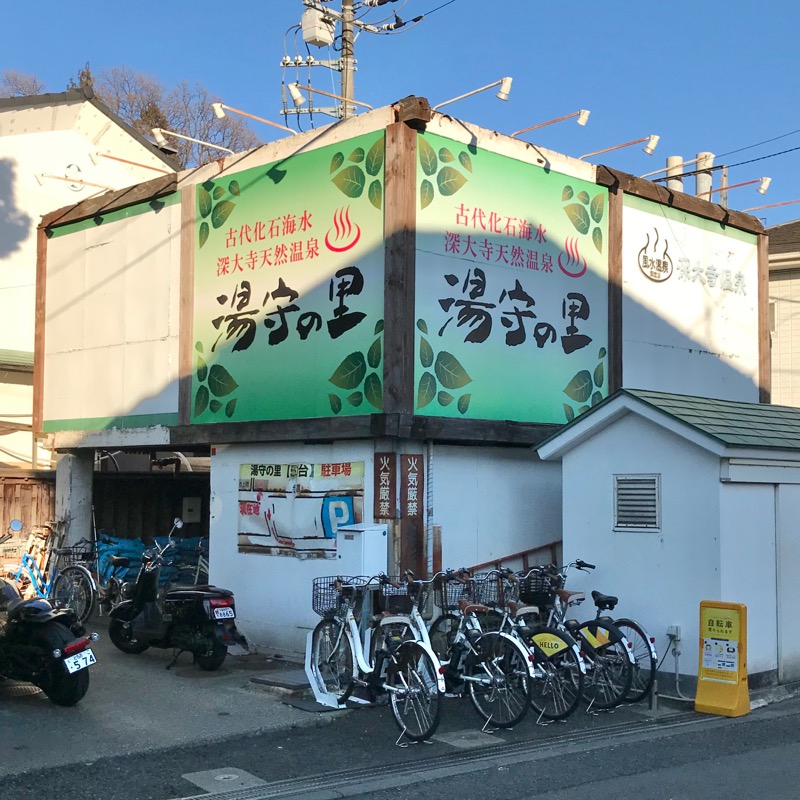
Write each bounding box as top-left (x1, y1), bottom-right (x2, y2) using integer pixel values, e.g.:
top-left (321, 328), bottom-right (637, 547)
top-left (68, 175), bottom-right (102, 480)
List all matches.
top-left (563, 347), bottom-right (608, 421)
top-left (327, 325), bottom-right (384, 413)
top-left (562, 185), bottom-right (607, 254)
top-left (329, 136), bottom-right (384, 210)
top-left (415, 318), bottom-right (473, 416)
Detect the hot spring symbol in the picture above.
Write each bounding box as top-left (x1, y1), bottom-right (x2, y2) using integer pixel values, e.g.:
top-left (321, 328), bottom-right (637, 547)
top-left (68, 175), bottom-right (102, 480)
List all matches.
top-left (325, 206), bottom-right (361, 253)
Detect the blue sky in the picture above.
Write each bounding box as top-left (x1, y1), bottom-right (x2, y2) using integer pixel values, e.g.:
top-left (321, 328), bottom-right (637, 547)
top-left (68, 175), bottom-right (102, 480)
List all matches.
top-left (5, 0), bottom-right (799, 228)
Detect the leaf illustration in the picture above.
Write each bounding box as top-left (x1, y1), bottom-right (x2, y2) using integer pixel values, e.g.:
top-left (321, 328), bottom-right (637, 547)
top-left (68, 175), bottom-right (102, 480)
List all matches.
top-left (195, 341), bottom-right (204, 353)
top-left (417, 319), bottom-right (428, 334)
top-left (439, 147), bottom-right (455, 163)
top-left (364, 372), bottom-right (383, 410)
top-left (417, 372), bottom-right (437, 409)
top-left (194, 385), bottom-right (209, 417)
top-left (374, 320), bottom-right (384, 335)
top-left (458, 151), bottom-right (473, 173)
top-left (211, 200), bottom-right (236, 229)
top-left (228, 180), bottom-right (241, 196)
top-left (562, 186), bottom-right (574, 202)
top-left (577, 190), bottom-right (590, 205)
top-left (578, 405), bottom-right (591, 415)
top-left (437, 166), bottom-right (468, 196)
top-left (418, 136), bottom-right (438, 176)
top-left (420, 337), bottom-right (434, 368)
top-left (329, 394), bottom-right (342, 414)
top-left (563, 203), bottom-right (591, 235)
top-left (196, 354), bottom-right (208, 383)
top-left (438, 391), bottom-right (454, 406)
top-left (199, 221), bottom-right (209, 249)
top-left (435, 351), bottom-right (472, 389)
top-left (593, 362), bottom-right (604, 388)
top-left (198, 186), bottom-right (213, 218)
top-left (598, 347), bottom-right (607, 359)
top-left (563, 370), bottom-right (593, 403)
top-left (331, 165), bottom-right (365, 198)
top-left (348, 147), bottom-right (365, 163)
top-left (457, 394), bottom-right (471, 414)
top-left (346, 391), bottom-right (364, 407)
top-left (267, 166), bottom-right (286, 184)
top-left (368, 180), bottom-right (382, 210)
top-left (210, 399), bottom-right (222, 413)
top-left (330, 152), bottom-right (345, 173)
top-left (213, 186), bottom-right (226, 200)
top-left (329, 351), bottom-right (367, 389)
top-left (225, 398), bottom-right (237, 418)
top-left (201, 180), bottom-right (215, 191)
top-left (420, 179), bottom-right (435, 209)
top-left (590, 192), bottom-right (605, 222)
top-left (592, 227), bottom-right (603, 253)
top-left (592, 391), bottom-right (603, 406)
top-left (367, 337), bottom-right (382, 369)
top-left (564, 404), bottom-right (575, 422)
top-left (208, 364), bottom-right (239, 397)
top-left (365, 138), bottom-right (384, 176)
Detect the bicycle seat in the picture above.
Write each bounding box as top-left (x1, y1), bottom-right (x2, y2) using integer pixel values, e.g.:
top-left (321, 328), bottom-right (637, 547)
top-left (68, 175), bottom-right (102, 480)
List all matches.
top-left (108, 555), bottom-right (131, 568)
top-left (556, 588), bottom-right (585, 605)
top-left (457, 598), bottom-right (491, 615)
top-left (591, 590), bottom-right (618, 612)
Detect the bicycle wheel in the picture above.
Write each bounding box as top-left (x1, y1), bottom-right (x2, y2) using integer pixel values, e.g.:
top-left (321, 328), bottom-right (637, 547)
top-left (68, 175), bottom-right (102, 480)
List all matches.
top-left (369, 620), bottom-right (414, 668)
top-left (577, 621), bottom-right (633, 710)
top-left (465, 632), bottom-right (531, 728)
top-left (615, 618), bottom-right (657, 703)
top-left (386, 641), bottom-right (442, 742)
top-left (51, 566), bottom-right (95, 623)
top-left (310, 619), bottom-right (355, 704)
top-left (526, 626), bottom-right (585, 721)
top-left (428, 613), bottom-right (460, 661)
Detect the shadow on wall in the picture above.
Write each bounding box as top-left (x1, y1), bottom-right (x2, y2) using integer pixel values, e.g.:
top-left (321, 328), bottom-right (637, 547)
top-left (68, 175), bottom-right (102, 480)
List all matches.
top-left (0, 158), bottom-right (32, 260)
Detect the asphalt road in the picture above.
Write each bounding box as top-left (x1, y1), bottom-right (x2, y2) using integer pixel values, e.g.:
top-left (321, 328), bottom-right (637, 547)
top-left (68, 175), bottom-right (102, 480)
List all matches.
top-left (3, 614), bottom-right (800, 800)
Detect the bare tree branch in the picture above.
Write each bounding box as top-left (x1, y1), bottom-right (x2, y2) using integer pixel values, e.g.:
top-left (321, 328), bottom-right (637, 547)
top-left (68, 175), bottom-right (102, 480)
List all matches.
top-left (0, 70), bottom-right (46, 98)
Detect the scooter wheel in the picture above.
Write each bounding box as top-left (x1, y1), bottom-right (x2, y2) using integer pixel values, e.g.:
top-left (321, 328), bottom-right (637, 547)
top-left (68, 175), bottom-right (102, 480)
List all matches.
top-left (195, 642), bottom-right (227, 671)
top-left (108, 615), bottom-right (150, 654)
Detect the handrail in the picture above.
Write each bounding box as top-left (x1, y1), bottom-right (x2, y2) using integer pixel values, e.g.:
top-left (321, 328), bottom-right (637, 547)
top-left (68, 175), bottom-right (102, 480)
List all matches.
top-left (467, 539), bottom-right (561, 574)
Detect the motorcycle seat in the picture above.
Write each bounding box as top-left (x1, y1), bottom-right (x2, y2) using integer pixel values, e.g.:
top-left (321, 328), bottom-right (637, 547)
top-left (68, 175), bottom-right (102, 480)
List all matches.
top-left (164, 586), bottom-right (233, 602)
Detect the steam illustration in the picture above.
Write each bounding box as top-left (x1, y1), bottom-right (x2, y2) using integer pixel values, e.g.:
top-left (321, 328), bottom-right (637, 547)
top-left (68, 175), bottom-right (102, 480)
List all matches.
top-left (637, 228), bottom-right (673, 282)
top-left (324, 206), bottom-right (362, 253)
top-left (558, 237), bottom-right (588, 278)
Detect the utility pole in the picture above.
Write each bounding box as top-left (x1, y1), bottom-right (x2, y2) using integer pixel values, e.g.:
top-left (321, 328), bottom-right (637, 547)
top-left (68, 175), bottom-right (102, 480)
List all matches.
top-left (340, 0), bottom-right (355, 118)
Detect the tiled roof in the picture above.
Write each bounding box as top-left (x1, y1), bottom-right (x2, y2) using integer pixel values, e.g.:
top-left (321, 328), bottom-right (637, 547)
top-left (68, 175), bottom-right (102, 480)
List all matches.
top-left (626, 389), bottom-right (800, 450)
top-left (768, 219), bottom-right (800, 255)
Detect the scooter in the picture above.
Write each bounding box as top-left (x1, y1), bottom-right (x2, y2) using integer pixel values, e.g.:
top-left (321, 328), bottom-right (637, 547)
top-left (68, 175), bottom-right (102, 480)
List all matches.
top-left (107, 518), bottom-right (243, 670)
top-left (0, 574), bottom-right (99, 706)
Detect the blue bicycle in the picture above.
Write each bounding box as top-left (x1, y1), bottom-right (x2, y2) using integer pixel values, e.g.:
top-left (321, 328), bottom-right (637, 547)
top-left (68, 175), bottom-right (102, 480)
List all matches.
top-left (4, 520), bottom-right (96, 623)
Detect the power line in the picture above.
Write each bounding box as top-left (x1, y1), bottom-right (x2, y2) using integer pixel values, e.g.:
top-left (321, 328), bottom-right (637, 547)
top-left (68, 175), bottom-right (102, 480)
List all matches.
top-left (715, 128), bottom-right (800, 159)
top-left (653, 144), bottom-right (800, 182)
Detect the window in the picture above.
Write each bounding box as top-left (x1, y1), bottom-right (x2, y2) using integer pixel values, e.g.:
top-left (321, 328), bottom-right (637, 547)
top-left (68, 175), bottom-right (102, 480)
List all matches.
top-left (614, 474), bottom-right (660, 530)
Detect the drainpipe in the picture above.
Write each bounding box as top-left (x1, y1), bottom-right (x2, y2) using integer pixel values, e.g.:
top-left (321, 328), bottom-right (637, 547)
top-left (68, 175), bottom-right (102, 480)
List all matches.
top-left (425, 441), bottom-right (434, 577)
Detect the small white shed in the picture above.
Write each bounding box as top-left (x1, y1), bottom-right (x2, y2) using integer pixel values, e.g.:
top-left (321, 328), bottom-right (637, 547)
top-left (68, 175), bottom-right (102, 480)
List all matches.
top-left (537, 389), bottom-right (800, 693)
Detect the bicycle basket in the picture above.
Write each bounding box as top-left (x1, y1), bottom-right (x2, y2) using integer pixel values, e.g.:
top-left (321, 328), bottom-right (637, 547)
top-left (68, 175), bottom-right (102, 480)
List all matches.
top-left (473, 573), bottom-right (519, 608)
top-left (379, 578), bottom-right (414, 615)
top-left (518, 569), bottom-right (560, 608)
top-left (56, 540), bottom-right (94, 567)
top-left (312, 576), bottom-right (367, 619)
top-left (434, 575), bottom-right (474, 611)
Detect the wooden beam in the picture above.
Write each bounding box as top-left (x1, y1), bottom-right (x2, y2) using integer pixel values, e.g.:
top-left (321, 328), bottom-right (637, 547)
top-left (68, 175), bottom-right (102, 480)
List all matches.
top-left (383, 121), bottom-right (417, 415)
top-left (179, 190), bottom-right (194, 425)
top-left (33, 225), bottom-right (47, 434)
top-left (596, 165), bottom-right (765, 235)
top-left (758, 231), bottom-right (771, 403)
top-left (607, 180), bottom-right (624, 393)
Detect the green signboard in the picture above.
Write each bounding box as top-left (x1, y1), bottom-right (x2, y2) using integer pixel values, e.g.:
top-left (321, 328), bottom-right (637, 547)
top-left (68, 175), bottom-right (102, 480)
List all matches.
top-left (192, 133), bottom-right (386, 423)
top-left (414, 133), bottom-right (609, 424)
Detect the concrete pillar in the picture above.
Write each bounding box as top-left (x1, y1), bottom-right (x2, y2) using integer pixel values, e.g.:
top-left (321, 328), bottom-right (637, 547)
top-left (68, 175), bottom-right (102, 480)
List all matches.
top-left (55, 451), bottom-right (94, 546)
top-left (695, 152), bottom-right (715, 198)
top-left (666, 156), bottom-right (685, 193)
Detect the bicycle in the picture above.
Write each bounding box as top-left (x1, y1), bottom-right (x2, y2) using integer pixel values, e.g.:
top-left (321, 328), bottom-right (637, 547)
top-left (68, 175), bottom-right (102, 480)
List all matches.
top-left (172, 539), bottom-right (209, 585)
top-left (5, 523), bottom-right (96, 623)
top-left (306, 574), bottom-right (445, 743)
top-left (426, 569), bottom-right (535, 730)
top-left (515, 562), bottom-right (635, 711)
top-left (565, 560), bottom-right (658, 704)
top-left (471, 568), bottom-right (587, 722)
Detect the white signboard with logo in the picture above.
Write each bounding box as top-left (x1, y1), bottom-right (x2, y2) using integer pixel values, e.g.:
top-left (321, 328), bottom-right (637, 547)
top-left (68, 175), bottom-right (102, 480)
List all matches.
top-left (621, 195), bottom-right (759, 402)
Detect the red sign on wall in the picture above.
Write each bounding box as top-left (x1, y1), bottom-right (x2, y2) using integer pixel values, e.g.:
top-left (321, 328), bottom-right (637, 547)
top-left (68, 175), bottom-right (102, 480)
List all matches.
top-left (400, 454), bottom-right (424, 519)
top-left (374, 453), bottom-right (397, 519)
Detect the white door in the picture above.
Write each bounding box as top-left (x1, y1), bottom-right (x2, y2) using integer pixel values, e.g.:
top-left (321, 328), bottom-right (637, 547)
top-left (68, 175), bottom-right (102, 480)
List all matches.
top-left (776, 484), bottom-right (800, 682)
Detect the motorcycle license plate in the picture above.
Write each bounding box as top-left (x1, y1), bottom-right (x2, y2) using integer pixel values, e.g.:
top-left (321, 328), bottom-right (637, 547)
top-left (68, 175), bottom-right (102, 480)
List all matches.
top-left (64, 649), bottom-right (96, 674)
top-left (213, 607), bottom-right (235, 620)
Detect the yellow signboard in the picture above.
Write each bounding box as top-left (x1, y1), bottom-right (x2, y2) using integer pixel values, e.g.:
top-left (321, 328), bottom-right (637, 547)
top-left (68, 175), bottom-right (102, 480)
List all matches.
top-left (694, 601), bottom-right (749, 717)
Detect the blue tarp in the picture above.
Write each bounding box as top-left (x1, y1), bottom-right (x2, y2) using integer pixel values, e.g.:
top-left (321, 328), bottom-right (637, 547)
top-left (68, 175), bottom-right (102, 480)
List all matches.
top-left (96, 535), bottom-right (208, 586)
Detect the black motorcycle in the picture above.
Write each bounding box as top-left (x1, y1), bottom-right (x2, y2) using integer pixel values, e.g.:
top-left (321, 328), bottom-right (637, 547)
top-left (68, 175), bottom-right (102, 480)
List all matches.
top-left (107, 519), bottom-right (243, 670)
top-left (0, 572), bottom-right (98, 706)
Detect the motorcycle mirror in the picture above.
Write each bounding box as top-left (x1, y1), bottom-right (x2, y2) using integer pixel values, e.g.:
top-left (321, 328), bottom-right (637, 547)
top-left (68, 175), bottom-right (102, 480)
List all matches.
top-left (8, 519), bottom-right (22, 534)
top-left (173, 517), bottom-right (184, 529)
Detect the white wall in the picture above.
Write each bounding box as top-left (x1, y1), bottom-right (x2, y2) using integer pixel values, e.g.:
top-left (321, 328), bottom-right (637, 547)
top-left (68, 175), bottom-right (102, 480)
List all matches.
top-left (770, 270), bottom-right (800, 407)
top-left (431, 445), bottom-right (561, 570)
top-left (210, 440), bottom-right (555, 656)
top-left (560, 413), bottom-right (722, 680)
top-left (720, 482), bottom-right (777, 677)
top-left (44, 203), bottom-right (182, 425)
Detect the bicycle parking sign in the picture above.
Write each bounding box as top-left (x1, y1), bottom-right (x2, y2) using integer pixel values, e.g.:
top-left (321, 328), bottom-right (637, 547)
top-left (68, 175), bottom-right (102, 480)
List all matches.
top-left (695, 601), bottom-right (749, 718)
